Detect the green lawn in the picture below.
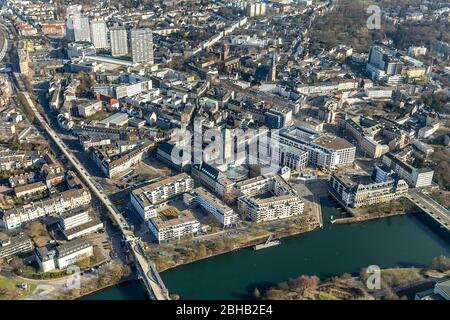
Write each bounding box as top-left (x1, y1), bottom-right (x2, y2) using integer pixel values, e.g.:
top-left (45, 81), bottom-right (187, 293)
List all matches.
top-left (0, 276), bottom-right (36, 300)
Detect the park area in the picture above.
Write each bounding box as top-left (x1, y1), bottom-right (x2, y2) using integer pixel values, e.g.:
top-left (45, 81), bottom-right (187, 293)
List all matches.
top-left (0, 276), bottom-right (36, 300)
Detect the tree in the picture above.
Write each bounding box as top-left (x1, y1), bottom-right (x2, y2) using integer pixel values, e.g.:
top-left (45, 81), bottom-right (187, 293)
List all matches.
top-left (214, 238), bottom-right (225, 252)
top-left (197, 244), bottom-right (208, 258)
top-left (253, 287), bottom-right (262, 299)
top-left (288, 275), bottom-right (320, 295)
top-left (25, 221), bottom-right (47, 239)
top-left (10, 257), bottom-right (25, 273)
top-left (431, 255), bottom-right (450, 272)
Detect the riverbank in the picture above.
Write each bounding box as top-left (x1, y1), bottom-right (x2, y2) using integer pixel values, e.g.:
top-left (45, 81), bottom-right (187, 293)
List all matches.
top-left (81, 196), bottom-right (450, 300)
top-left (159, 196), bottom-right (450, 299)
top-left (261, 266), bottom-right (450, 300)
top-left (59, 261), bottom-right (132, 300)
top-left (155, 217), bottom-right (320, 274)
top-left (331, 211), bottom-right (406, 224)
top-left (74, 276), bottom-right (137, 300)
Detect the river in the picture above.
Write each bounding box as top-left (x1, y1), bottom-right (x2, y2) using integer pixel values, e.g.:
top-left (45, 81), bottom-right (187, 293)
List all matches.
top-left (81, 196), bottom-right (450, 300)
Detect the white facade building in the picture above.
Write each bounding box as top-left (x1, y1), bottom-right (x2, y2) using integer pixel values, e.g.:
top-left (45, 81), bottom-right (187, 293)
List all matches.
top-left (90, 19), bottom-right (108, 49)
top-left (148, 210), bottom-right (200, 243)
top-left (110, 26), bottom-right (128, 57)
top-left (192, 187), bottom-right (239, 227)
top-left (131, 173), bottom-right (194, 220)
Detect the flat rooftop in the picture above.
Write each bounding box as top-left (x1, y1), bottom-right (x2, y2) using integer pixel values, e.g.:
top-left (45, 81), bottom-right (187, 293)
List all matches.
top-left (313, 135), bottom-right (355, 151)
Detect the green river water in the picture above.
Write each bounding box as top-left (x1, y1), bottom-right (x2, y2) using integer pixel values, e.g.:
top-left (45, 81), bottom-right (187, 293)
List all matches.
top-left (81, 196), bottom-right (450, 300)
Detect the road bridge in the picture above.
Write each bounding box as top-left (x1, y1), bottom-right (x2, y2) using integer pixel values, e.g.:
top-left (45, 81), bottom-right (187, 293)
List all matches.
top-left (405, 190), bottom-right (450, 233)
top-left (18, 89), bottom-right (169, 300)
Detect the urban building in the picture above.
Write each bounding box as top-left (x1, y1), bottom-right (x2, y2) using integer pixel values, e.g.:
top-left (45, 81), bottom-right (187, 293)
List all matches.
top-left (90, 19), bottom-right (108, 49)
top-left (238, 193), bottom-right (304, 223)
top-left (415, 279), bottom-right (450, 300)
top-left (58, 207), bottom-right (104, 240)
top-left (329, 166), bottom-right (409, 208)
top-left (382, 153), bottom-right (434, 188)
top-left (131, 28), bottom-right (154, 64)
top-left (0, 234), bottom-right (33, 259)
top-left (131, 173), bottom-right (194, 220)
top-left (236, 173), bottom-right (304, 222)
top-left (148, 210), bottom-right (200, 243)
top-left (274, 126), bottom-right (356, 170)
top-left (191, 187), bottom-right (239, 227)
top-left (35, 237), bottom-right (93, 272)
top-left (0, 188), bottom-right (91, 229)
top-left (339, 115), bottom-right (389, 158)
top-left (66, 14), bottom-right (91, 43)
top-left (110, 26), bottom-right (129, 57)
top-left (366, 45), bottom-right (404, 85)
top-left (157, 141), bottom-right (191, 172)
top-left (14, 181), bottom-right (47, 199)
top-left (191, 162), bottom-right (235, 197)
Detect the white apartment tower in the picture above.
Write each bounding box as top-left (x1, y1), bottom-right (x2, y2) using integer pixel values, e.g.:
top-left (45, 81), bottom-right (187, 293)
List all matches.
top-left (110, 26), bottom-right (129, 57)
top-left (69, 14), bottom-right (91, 42)
top-left (131, 28), bottom-right (154, 64)
top-left (90, 19), bottom-right (108, 49)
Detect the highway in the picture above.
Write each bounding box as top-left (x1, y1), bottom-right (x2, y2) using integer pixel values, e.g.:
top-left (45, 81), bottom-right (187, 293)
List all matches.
top-left (405, 190), bottom-right (450, 232)
top-left (18, 89), bottom-right (169, 300)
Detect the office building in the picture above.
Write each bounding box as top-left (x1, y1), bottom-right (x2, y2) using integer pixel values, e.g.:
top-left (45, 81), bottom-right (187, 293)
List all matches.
top-left (366, 45), bottom-right (403, 84)
top-left (382, 153), bottom-right (434, 188)
top-left (191, 162), bottom-right (235, 197)
top-left (274, 126), bottom-right (356, 171)
top-left (58, 207), bottom-right (104, 240)
top-left (35, 237), bottom-right (93, 272)
top-left (0, 234), bottom-right (33, 259)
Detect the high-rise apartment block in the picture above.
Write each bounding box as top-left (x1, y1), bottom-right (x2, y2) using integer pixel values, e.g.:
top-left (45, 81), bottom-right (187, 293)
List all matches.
top-left (110, 26), bottom-right (129, 57)
top-left (131, 28), bottom-right (154, 64)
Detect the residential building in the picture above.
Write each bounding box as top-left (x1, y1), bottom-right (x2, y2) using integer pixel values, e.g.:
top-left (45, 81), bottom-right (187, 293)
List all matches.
top-left (238, 193), bottom-right (304, 223)
top-left (329, 166), bottom-right (409, 208)
top-left (90, 19), bottom-right (108, 49)
top-left (131, 28), bottom-right (154, 64)
top-left (0, 188), bottom-right (91, 229)
top-left (382, 153), bottom-right (434, 188)
top-left (14, 181), bottom-right (47, 199)
top-left (77, 100), bottom-right (103, 118)
top-left (236, 173), bottom-right (304, 222)
top-left (148, 210), bottom-right (200, 243)
top-left (110, 26), bottom-right (129, 57)
top-left (192, 187), bottom-right (239, 227)
top-left (415, 278), bottom-right (450, 300)
top-left (131, 173), bottom-right (194, 220)
top-left (66, 14), bottom-right (91, 42)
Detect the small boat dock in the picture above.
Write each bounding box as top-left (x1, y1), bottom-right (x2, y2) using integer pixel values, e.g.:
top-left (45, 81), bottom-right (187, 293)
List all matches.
top-left (253, 235), bottom-right (281, 250)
